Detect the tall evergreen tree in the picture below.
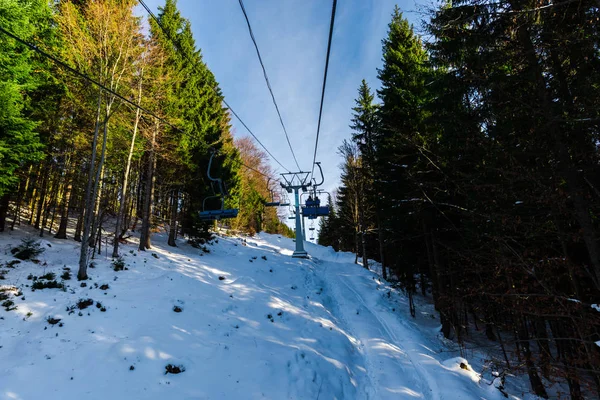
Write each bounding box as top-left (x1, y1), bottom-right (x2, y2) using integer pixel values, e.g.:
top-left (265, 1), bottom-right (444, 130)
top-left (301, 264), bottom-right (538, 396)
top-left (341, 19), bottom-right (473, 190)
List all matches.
top-left (375, 7), bottom-right (430, 308)
top-left (0, 0), bottom-right (50, 229)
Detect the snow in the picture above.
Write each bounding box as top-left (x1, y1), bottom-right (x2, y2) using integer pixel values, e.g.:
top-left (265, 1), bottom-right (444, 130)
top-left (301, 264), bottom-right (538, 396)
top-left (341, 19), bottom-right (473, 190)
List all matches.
top-left (592, 304), bottom-right (600, 312)
top-left (1, 227), bottom-right (512, 399)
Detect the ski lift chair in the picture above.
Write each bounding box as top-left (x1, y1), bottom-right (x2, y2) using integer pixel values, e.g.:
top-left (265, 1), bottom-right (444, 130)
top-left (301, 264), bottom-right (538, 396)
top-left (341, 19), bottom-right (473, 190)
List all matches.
top-left (199, 152), bottom-right (239, 221)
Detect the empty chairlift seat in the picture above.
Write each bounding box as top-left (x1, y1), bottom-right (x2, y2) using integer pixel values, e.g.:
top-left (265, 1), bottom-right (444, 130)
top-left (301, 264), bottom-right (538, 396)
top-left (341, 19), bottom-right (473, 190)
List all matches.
top-left (199, 208), bottom-right (239, 221)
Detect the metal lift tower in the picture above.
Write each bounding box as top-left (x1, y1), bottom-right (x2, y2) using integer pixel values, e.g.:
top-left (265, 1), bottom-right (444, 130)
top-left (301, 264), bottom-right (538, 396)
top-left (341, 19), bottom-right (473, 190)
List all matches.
top-left (280, 171), bottom-right (311, 258)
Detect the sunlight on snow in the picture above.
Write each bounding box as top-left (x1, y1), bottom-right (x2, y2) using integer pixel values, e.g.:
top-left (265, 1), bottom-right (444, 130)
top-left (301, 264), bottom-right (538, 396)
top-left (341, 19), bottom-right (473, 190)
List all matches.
top-left (370, 339), bottom-right (406, 357)
top-left (13, 301), bottom-right (48, 319)
top-left (268, 295), bottom-right (361, 347)
top-left (172, 325), bottom-right (191, 335)
top-left (120, 344), bottom-right (136, 354)
top-left (384, 387), bottom-right (424, 397)
top-left (236, 316), bottom-right (260, 328)
top-left (143, 347), bottom-right (172, 360)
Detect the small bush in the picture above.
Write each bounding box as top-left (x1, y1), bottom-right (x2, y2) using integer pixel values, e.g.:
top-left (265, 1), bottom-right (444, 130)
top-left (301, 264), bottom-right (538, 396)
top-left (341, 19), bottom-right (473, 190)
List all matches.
top-left (40, 272), bottom-right (55, 281)
top-left (47, 317), bottom-right (61, 325)
top-left (32, 280), bottom-right (64, 290)
top-left (187, 238), bottom-right (206, 249)
top-left (10, 237), bottom-right (45, 260)
top-left (61, 271), bottom-right (71, 280)
top-left (173, 305), bottom-right (182, 313)
top-left (66, 298), bottom-right (94, 314)
top-left (99, 284), bottom-right (109, 290)
top-left (165, 364), bottom-right (185, 375)
top-left (112, 257), bottom-right (125, 271)
top-left (76, 298), bottom-right (94, 310)
top-left (4, 260), bottom-right (20, 268)
top-left (2, 300), bottom-right (17, 311)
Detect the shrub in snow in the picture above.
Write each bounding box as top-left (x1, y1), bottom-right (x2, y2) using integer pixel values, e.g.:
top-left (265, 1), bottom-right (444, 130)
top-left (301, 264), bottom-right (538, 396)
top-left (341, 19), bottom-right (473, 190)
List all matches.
top-left (112, 257), bottom-right (125, 271)
top-left (10, 237), bottom-right (45, 260)
top-left (40, 272), bottom-right (55, 281)
top-left (32, 280), bottom-right (64, 291)
top-left (99, 284), bottom-right (109, 290)
top-left (66, 298), bottom-right (94, 314)
top-left (61, 271), bottom-right (71, 280)
top-left (2, 299), bottom-right (17, 311)
top-left (3, 260), bottom-right (20, 268)
top-left (173, 306), bottom-right (182, 313)
top-left (165, 364), bottom-right (185, 375)
top-left (46, 317), bottom-right (61, 325)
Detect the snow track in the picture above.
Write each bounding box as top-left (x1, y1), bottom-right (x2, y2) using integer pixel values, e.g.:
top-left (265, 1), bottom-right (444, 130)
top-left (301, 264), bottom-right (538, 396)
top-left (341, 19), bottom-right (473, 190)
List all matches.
top-left (319, 260), bottom-right (435, 399)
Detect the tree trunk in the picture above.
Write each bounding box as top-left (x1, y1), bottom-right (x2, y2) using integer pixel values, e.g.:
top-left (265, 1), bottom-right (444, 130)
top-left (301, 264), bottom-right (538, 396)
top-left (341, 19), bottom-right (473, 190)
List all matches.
top-left (168, 188), bottom-right (178, 247)
top-left (139, 120), bottom-right (158, 251)
top-left (10, 180), bottom-right (23, 230)
top-left (113, 73), bottom-right (143, 257)
top-left (78, 91), bottom-right (104, 280)
top-left (518, 318), bottom-right (548, 398)
top-left (361, 229), bottom-right (368, 270)
top-left (34, 163), bottom-right (49, 230)
top-left (88, 163), bottom-right (105, 247)
top-left (377, 217), bottom-right (387, 280)
top-left (40, 168), bottom-right (60, 237)
top-left (0, 194), bottom-right (9, 232)
top-left (55, 174), bottom-right (73, 239)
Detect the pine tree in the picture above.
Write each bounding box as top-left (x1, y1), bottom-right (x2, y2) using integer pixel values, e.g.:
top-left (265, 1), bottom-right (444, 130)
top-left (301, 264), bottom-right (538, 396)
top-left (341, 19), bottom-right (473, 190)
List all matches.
top-left (375, 6), bottom-right (430, 301)
top-left (350, 79), bottom-right (385, 276)
top-left (0, 0), bottom-right (50, 229)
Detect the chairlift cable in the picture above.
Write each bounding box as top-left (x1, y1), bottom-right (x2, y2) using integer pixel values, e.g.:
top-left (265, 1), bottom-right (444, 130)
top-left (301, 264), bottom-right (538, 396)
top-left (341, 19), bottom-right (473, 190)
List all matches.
top-left (238, 0), bottom-right (301, 172)
top-left (137, 0), bottom-right (291, 173)
top-left (310, 0), bottom-right (337, 182)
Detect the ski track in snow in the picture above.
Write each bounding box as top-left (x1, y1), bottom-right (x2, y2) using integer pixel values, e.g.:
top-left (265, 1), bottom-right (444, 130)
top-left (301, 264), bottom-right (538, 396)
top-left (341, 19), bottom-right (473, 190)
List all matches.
top-left (0, 228), bottom-right (506, 400)
top-left (318, 260), bottom-right (436, 400)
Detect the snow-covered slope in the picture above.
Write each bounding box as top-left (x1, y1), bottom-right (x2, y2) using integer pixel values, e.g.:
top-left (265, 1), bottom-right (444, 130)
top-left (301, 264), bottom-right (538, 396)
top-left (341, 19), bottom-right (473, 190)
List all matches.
top-left (1, 228), bottom-right (510, 399)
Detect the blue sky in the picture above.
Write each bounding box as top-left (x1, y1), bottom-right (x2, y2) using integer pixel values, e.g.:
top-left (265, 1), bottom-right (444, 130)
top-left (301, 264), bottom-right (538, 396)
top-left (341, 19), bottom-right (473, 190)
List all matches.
top-left (138, 0), bottom-right (426, 196)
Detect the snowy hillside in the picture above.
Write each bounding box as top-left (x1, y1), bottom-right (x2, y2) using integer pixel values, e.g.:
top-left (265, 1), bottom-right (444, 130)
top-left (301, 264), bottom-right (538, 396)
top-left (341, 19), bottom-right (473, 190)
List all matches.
top-left (1, 228), bottom-right (520, 399)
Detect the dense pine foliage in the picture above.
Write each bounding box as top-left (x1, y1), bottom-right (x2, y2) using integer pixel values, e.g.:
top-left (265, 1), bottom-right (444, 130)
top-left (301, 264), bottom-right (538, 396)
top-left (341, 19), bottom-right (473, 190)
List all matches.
top-left (319, 2), bottom-right (600, 397)
top-left (0, 0), bottom-right (290, 279)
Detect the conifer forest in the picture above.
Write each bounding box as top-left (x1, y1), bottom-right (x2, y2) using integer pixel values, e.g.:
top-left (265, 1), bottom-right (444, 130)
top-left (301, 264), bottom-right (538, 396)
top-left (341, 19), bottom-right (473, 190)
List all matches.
top-left (1, 0), bottom-right (600, 398)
